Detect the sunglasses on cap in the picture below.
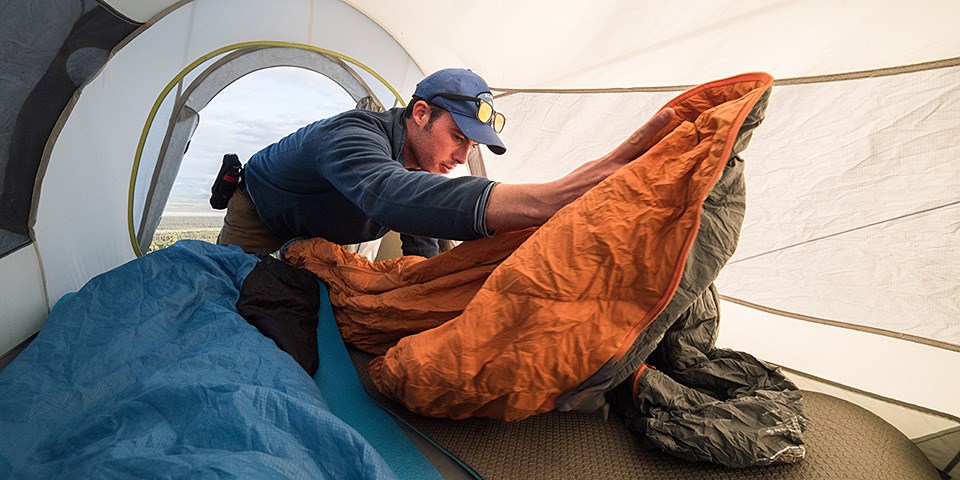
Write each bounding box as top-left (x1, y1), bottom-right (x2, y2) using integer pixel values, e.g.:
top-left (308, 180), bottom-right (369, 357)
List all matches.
top-left (427, 92), bottom-right (506, 133)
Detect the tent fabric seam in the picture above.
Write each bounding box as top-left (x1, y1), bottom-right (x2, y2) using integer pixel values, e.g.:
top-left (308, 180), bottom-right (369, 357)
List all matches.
top-left (727, 201), bottom-right (960, 267)
top-left (491, 56), bottom-right (960, 98)
top-left (720, 295), bottom-right (960, 353)
top-left (94, 0), bottom-right (144, 25)
top-left (107, 0), bottom-right (185, 54)
top-left (0, 238), bottom-right (32, 262)
top-left (778, 365), bottom-right (960, 425)
top-left (341, 0), bottom-right (428, 77)
top-left (914, 425), bottom-right (960, 445)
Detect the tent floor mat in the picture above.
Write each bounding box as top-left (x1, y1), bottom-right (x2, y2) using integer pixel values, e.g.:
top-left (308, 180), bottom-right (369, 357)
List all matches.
top-left (348, 348), bottom-right (940, 480)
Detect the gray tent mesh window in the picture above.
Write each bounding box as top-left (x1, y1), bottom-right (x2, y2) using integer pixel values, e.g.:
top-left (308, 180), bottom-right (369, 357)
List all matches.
top-left (0, 2), bottom-right (138, 257)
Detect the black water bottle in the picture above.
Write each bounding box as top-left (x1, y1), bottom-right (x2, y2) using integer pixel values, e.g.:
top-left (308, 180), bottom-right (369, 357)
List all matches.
top-left (210, 153), bottom-right (242, 209)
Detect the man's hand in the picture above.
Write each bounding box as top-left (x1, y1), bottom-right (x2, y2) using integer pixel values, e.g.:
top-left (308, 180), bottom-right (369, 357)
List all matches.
top-left (484, 108), bottom-right (678, 233)
top-left (604, 107), bottom-right (677, 165)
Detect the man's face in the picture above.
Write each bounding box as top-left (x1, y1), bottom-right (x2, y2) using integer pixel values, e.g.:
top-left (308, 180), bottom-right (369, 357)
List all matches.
top-left (405, 103), bottom-right (477, 174)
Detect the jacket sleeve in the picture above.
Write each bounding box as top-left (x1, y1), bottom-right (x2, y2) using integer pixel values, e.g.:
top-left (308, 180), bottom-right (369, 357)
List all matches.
top-left (312, 115), bottom-right (495, 241)
top-left (399, 234), bottom-right (440, 258)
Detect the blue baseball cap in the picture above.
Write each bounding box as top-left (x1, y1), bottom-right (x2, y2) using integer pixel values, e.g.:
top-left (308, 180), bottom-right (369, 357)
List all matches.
top-left (414, 68), bottom-right (506, 155)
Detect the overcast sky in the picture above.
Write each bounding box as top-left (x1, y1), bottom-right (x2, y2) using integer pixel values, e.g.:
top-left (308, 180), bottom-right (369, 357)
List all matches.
top-left (165, 67), bottom-right (357, 214)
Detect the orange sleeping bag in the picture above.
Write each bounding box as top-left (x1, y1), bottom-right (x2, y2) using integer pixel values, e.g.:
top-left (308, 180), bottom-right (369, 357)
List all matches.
top-left (284, 72), bottom-right (774, 421)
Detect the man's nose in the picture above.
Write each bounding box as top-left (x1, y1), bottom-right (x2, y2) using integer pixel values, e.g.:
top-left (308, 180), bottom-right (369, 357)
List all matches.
top-left (454, 145), bottom-right (471, 164)
top-left (453, 147), bottom-right (470, 165)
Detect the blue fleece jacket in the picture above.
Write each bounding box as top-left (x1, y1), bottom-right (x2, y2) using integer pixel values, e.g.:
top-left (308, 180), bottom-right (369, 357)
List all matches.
top-left (243, 107), bottom-right (496, 257)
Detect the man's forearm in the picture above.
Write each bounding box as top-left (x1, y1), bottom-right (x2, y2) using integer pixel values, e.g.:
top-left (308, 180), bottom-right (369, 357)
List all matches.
top-left (483, 182), bottom-right (573, 232)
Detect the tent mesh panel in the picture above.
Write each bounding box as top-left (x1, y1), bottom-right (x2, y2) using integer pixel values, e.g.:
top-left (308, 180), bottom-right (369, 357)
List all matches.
top-left (0, 2), bottom-right (138, 255)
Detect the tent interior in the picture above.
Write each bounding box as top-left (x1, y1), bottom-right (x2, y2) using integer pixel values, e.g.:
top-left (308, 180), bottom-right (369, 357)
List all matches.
top-left (1, 0), bottom-right (957, 478)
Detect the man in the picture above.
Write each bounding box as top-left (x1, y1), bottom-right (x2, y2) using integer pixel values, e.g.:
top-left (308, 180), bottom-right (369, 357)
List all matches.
top-left (217, 68), bottom-right (674, 257)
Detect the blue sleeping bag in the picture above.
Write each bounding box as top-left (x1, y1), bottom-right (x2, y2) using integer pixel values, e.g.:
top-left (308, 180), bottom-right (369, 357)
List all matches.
top-left (0, 241), bottom-right (400, 479)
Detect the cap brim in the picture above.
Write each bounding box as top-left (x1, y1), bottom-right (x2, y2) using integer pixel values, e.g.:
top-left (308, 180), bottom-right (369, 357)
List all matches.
top-left (449, 111), bottom-right (506, 155)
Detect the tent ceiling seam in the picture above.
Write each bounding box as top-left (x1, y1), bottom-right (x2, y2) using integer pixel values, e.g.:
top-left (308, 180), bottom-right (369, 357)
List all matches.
top-left (31, 241), bottom-right (51, 317)
top-left (94, 0), bottom-right (143, 25)
top-left (728, 201), bottom-right (960, 265)
top-left (0, 238), bottom-right (32, 262)
top-left (774, 56), bottom-right (960, 86)
top-left (776, 363), bottom-right (960, 425)
top-left (720, 294), bottom-right (960, 353)
top-left (914, 425), bottom-right (960, 445)
top-left (109, 0), bottom-right (186, 54)
top-left (341, 0), bottom-right (427, 77)
top-left (491, 56), bottom-right (960, 97)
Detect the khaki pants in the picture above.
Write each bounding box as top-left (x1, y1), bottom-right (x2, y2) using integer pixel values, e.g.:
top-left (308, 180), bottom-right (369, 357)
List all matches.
top-left (217, 187), bottom-right (286, 255)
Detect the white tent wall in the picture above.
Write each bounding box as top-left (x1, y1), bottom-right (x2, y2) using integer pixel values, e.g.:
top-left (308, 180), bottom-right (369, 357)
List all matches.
top-left (347, 0), bottom-right (960, 88)
top-left (1, 0), bottom-right (956, 474)
top-left (32, 0), bottom-right (423, 312)
top-left (485, 90), bottom-right (677, 183)
top-left (717, 67), bottom-right (960, 345)
top-left (0, 248), bottom-right (47, 360)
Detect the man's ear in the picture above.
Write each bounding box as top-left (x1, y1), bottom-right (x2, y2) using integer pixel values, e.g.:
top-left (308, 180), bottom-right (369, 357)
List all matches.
top-left (411, 100), bottom-right (431, 127)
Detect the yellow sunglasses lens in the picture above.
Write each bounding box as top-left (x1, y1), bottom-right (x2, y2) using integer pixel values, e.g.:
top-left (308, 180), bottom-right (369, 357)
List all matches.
top-left (493, 113), bottom-right (505, 133)
top-left (477, 101), bottom-right (493, 123)
top-left (477, 101), bottom-right (504, 132)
